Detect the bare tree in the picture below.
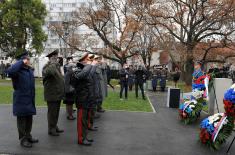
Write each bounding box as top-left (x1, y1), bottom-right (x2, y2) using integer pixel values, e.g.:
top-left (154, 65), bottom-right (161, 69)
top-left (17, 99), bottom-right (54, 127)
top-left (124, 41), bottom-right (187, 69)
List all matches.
top-left (51, 0), bottom-right (147, 66)
top-left (147, 0), bottom-right (235, 85)
top-left (134, 25), bottom-right (159, 66)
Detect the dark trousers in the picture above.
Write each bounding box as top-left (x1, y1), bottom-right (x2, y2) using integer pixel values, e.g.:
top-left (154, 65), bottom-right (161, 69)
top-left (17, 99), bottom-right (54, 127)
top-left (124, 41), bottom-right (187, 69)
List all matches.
top-left (77, 107), bottom-right (88, 143)
top-left (152, 77), bottom-right (158, 91)
top-left (88, 107), bottom-right (96, 129)
top-left (135, 82), bottom-right (145, 99)
top-left (120, 82), bottom-right (128, 99)
top-left (66, 104), bottom-right (74, 117)
top-left (17, 115), bottom-right (33, 140)
top-left (0, 73), bottom-right (5, 79)
top-left (97, 101), bottom-right (103, 111)
top-left (47, 101), bottom-right (61, 132)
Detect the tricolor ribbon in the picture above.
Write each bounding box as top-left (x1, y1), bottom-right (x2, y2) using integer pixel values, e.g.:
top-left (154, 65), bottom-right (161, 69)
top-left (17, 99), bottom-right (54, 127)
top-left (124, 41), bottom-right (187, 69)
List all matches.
top-left (183, 100), bottom-right (197, 112)
top-left (204, 76), bottom-right (209, 101)
top-left (183, 102), bottom-right (191, 112)
top-left (211, 113), bottom-right (227, 142)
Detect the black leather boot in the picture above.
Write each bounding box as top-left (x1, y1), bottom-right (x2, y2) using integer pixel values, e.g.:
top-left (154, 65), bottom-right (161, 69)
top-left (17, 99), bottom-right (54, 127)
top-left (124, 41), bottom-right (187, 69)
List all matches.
top-left (28, 137), bottom-right (39, 143)
top-left (20, 138), bottom-right (32, 148)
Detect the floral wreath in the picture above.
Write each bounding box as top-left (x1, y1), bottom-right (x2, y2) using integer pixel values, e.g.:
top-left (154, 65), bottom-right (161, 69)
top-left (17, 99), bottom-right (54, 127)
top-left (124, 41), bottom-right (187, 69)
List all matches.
top-left (179, 75), bottom-right (210, 124)
top-left (199, 84), bottom-right (235, 150)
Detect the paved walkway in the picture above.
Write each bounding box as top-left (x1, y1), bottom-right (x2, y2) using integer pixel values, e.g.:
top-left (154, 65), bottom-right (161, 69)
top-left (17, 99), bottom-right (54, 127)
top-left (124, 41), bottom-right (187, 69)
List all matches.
top-left (0, 91), bottom-right (234, 155)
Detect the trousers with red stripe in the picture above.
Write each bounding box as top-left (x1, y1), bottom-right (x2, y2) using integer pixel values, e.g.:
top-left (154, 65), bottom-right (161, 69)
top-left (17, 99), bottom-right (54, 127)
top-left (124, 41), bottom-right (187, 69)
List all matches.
top-left (77, 107), bottom-right (88, 144)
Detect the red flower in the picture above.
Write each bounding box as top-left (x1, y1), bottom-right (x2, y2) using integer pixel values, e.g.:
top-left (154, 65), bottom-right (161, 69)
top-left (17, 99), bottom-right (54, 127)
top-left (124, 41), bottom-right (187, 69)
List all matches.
top-left (179, 110), bottom-right (188, 119)
top-left (200, 128), bottom-right (211, 144)
top-left (224, 99), bottom-right (235, 118)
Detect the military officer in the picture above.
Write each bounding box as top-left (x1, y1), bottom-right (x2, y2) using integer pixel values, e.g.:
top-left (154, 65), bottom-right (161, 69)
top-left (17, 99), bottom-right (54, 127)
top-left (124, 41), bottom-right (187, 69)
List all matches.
top-left (70, 52), bottom-right (96, 146)
top-left (42, 49), bottom-right (65, 136)
top-left (152, 65), bottom-right (160, 91)
top-left (87, 54), bottom-right (100, 131)
top-left (63, 57), bottom-right (76, 120)
top-left (95, 55), bottom-right (106, 112)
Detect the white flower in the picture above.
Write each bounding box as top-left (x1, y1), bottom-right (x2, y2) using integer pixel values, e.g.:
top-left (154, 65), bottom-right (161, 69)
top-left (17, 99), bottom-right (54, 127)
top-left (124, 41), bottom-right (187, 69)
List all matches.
top-left (189, 105), bottom-right (195, 109)
top-left (230, 84), bottom-right (235, 89)
top-left (192, 90), bottom-right (204, 99)
top-left (191, 100), bottom-right (198, 104)
top-left (208, 113), bottom-right (223, 123)
top-left (208, 119), bottom-right (214, 124)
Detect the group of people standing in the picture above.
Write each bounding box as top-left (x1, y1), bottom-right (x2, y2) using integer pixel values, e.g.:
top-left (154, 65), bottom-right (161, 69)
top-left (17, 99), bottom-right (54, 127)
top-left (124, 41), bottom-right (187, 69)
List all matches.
top-left (6, 49), bottom-right (108, 148)
top-left (151, 65), bottom-right (169, 92)
top-left (119, 64), bottom-right (147, 100)
top-left (117, 64), bottom-right (182, 100)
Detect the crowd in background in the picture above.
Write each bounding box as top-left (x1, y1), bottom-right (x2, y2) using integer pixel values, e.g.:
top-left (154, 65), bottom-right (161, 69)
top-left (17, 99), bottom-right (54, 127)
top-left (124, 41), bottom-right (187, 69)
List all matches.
top-left (117, 64), bottom-right (181, 100)
top-left (207, 63), bottom-right (235, 82)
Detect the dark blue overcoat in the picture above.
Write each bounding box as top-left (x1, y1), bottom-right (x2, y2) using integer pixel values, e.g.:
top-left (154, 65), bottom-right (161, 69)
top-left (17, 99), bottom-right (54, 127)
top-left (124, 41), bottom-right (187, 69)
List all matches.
top-left (7, 60), bottom-right (36, 116)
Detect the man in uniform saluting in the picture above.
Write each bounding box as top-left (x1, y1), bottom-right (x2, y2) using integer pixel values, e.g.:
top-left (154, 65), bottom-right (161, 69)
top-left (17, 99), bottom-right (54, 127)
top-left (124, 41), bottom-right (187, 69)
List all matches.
top-left (7, 51), bottom-right (38, 148)
top-left (42, 49), bottom-right (65, 136)
top-left (70, 52), bottom-right (96, 146)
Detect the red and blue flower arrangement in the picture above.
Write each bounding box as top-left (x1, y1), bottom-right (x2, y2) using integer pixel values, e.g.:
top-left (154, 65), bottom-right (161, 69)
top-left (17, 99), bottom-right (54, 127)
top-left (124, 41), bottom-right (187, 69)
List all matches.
top-left (199, 84), bottom-right (235, 150)
top-left (179, 75), bottom-right (210, 124)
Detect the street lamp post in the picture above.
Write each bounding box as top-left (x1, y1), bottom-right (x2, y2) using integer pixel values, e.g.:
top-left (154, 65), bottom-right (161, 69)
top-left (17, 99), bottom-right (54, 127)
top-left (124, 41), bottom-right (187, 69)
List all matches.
top-left (62, 21), bottom-right (69, 58)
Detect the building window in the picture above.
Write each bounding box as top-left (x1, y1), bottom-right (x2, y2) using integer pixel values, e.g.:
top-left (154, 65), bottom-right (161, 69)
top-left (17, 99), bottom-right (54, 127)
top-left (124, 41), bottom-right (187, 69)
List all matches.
top-left (63, 3), bottom-right (74, 7)
top-left (89, 2), bottom-right (94, 7)
top-left (50, 3), bottom-right (56, 8)
top-left (51, 39), bottom-right (59, 44)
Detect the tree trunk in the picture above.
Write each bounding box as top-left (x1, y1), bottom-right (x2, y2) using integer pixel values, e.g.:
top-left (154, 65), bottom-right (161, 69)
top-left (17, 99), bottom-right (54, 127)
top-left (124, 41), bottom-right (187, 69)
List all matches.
top-left (147, 55), bottom-right (151, 67)
top-left (120, 57), bottom-right (127, 67)
top-left (184, 58), bottom-right (194, 85)
top-left (142, 56), bottom-right (147, 66)
top-left (182, 47), bottom-right (194, 86)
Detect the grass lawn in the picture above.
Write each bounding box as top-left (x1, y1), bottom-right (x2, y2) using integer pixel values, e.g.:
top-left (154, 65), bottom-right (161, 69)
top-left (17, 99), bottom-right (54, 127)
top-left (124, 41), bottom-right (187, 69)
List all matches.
top-left (103, 90), bottom-right (153, 112)
top-left (0, 85), bottom-right (153, 112)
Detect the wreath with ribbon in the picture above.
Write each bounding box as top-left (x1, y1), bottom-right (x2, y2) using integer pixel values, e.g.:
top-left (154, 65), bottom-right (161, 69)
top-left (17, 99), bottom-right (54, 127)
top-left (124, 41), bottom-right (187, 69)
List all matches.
top-left (199, 84), bottom-right (235, 150)
top-left (179, 75), bottom-right (210, 124)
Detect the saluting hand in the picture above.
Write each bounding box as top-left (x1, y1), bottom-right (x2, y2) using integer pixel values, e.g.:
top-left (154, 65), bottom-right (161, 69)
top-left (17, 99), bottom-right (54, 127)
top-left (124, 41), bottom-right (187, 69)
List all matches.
top-left (23, 58), bottom-right (30, 66)
top-left (92, 60), bottom-right (98, 65)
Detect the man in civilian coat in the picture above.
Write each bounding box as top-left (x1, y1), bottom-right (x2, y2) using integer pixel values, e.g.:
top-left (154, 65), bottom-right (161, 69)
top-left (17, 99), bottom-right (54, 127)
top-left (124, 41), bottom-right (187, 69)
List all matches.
top-left (7, 51), bottom-right (38, 148)
top-left (135, 65), bottom-right (146, 100)
top-left (42, 49), bottom-right (65, 136)
top-left (119, 64), bottom-right (129, 100)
